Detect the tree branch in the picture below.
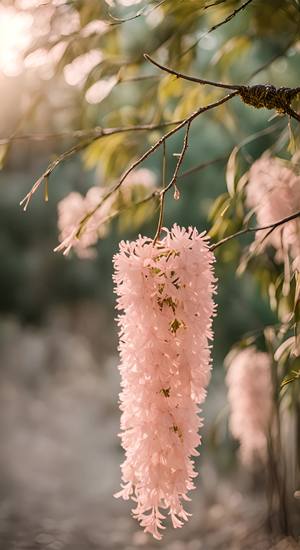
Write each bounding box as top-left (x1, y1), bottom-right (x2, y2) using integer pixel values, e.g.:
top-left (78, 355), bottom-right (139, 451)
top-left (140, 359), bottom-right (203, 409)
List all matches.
top-left (145, 54), bottom-right (300, 122)
top-left (68, 94), bottom-right (237, 249)
top-left (211, 209), bottom-right (300, 251)
top-left (161, 120), bottom-right (191, 197)
top-left (286, 106), bottom-right (300, 123)
top-left (144, 54), bottom-right (240, 91)
top-left (153, 121), bottom-right (191, 243)
top-left (178, 154), bottom-right (227, 179)
top-left (19, 120), bottom-right (184, 211)
top-left (181, 0), bottom-right (255, 57)
top-left (84, 91), bottom-right (238, 220)
top-left (248, 38), bottom-right (296, 81)
top-left (176, 121), bottom-right (282, 181)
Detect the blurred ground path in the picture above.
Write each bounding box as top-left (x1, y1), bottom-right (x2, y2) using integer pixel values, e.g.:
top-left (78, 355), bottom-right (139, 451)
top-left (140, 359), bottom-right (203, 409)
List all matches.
top-left (0, 311), bottom-right (298, 550)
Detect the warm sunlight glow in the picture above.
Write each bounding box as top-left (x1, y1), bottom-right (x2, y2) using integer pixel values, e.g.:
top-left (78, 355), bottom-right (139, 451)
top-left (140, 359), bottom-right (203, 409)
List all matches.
top-left (0, 6), bottom-right (33, 77)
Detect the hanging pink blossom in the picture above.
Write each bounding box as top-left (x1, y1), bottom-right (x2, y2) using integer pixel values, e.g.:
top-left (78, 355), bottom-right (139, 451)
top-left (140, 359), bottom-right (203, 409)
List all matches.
top-left (246, 156), bottom-right (300, 270)
top-left (225, 347), bottom-right (272, 465)
top-left (113, 225), bottom-right (216, 539)
top-left (54, 186), bottom-right (113, 257)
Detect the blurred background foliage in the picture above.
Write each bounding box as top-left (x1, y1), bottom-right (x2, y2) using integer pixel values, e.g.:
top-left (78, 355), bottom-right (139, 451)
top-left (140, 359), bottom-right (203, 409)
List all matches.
top-left (0, 1), bottom-right (300, 546)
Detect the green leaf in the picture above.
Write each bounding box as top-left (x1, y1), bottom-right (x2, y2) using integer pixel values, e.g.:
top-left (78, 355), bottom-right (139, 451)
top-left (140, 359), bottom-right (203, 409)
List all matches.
top-left (83, 133), bottom-right (136, 178)
top-left (208, 193), bottom-right (230, 221)
top-left (288, 119), bottom-right (300, 154)
top-left (118, 199), bottom-right (156, 232)
top-left (281, 368), bottom-right (300, 389)
top-left (173, 86), bottom-right (202, 120)
top-left (274, 337), bottom-right (294, 363)
top-left (294, 287), bottom-right (300, 355)
top-left (226, 146), bottom-right (238, 197)
top-left (158, 74), bottom-right (183, 105)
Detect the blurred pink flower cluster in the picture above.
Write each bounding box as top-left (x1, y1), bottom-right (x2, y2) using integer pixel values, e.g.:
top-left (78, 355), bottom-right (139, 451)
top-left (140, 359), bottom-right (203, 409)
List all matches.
top-left (55, 186), bottom-right (113, 258)
top-left (113, 225), bottom-right (216, 539)
top-left (246, 156), bottom-right (300, 271)
top-left (226, 347), bottom-right (272, 465)
top-left (55, 169), bottom-right (156, 257)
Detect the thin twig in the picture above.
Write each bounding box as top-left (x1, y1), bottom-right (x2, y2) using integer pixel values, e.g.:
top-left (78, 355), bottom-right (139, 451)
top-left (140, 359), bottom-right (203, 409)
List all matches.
top-left (99, 189), bottom-right (160, 226)
top-left (286, 106), bottom-right (300, 123)
top-left (248, 38), bottom-right (296, 81)
top-left (177, 121), bottom-right (282, 181)
top-left (0, 129), bottom-right (94, 145)
top-left (181, 0), bottom-right (255, 57)
top-left (20, 138), bottom-right (94, 211)
top-left (178, 154), bottom-right (227, 179)
top-left (153, 194), bottom-right (166, 244)
top-left (211, 209), bottom-right (300, 251)
top-left (10, 120), bottom-right (178, 147)
top-left (153, 121), bottom-right (191, 243)
top-left (153, 141), bottom-right (167, 243)
top-left (160, 120), bottom-right (191, 197)
top-left (119, 73), bottom-right (160, 84)
top-left (144, 53), bottom-right (240, 91)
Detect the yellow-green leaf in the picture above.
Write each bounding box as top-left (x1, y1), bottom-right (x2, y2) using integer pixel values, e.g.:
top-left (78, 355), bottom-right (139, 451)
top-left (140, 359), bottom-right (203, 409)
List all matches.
top-left (226, 146), bottom-right (238, 197)
top-left (158, 74), bottom-right (183, 105)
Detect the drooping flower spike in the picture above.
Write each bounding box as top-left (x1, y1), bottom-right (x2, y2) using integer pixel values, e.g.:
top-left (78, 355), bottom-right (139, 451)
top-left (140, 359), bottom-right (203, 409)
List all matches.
top-left (246, 155), bottom-right (300, 272)
top-left (113, 225), bottom-right (216, 539)
top-left (54, 169), bottom-right (156, 257)
top-left (225, 347), bottom-right (273, 465)
top-left (54, 187), bottom-right (114, 258)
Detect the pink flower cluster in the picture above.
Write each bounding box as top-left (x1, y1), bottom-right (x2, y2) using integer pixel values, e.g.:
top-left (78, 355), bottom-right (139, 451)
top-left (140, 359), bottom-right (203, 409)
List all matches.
top-left (246, 156), bottom-right (300, 271)
top-left (55, 169), bottom-right (156, 258)
top-left (54, 186), bottom-right (113, 258)
top-left (113, 225), bottom-right (216, 539)
top-left (226, 347), bottom-right (272, 465)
